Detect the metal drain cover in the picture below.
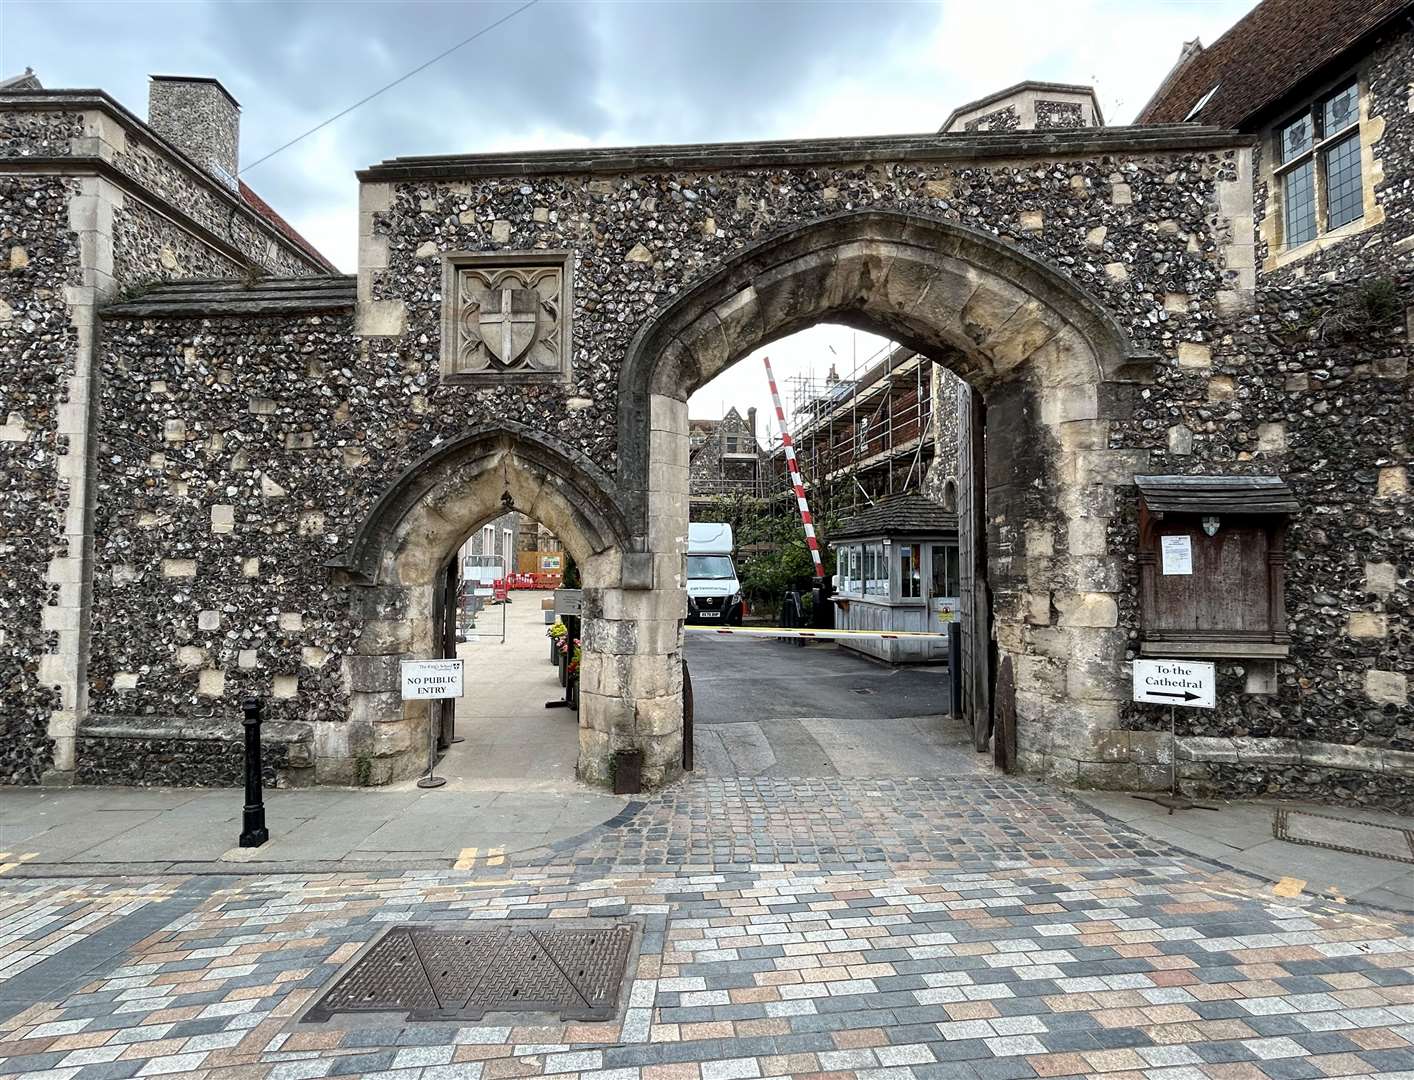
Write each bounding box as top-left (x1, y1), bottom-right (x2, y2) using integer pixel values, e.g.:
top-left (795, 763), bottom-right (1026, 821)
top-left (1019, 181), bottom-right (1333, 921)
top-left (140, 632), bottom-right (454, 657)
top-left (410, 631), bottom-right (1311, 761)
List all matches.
top-left (305, 921), bottom-right (636, 1023)
top-left (1274, 809), bottom-right (1414, 865)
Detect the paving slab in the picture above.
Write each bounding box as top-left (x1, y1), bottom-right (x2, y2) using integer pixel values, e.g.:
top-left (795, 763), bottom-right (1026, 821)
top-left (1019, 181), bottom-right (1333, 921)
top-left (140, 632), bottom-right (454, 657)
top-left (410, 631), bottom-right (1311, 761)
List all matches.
top-left (435, 590), bottom-right (582, 789)
top-left (706, 722), bottom-right (778, 775)
top-left (9, 810), bottom-right (164, 861)
top-left (801, 714), bottom-right (990, 777)
top-left (1076, 791), bottom-right (1414, 913)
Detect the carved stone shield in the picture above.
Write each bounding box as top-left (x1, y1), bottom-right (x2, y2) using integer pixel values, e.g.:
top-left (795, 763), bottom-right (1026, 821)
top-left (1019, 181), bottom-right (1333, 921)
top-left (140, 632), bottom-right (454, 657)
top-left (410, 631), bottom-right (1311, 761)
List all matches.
top-left (478, 286), bottom-right (539, 366)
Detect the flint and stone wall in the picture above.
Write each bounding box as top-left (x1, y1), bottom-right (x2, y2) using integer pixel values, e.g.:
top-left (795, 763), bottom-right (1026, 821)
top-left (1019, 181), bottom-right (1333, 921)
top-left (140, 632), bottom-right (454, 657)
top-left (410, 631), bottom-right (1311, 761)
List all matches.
top-left (80, 131), bottom-right (1255, 789)
top-left (1107, 22), bottom-right (1414, 805)
top-left (4, 97), bottom-right (1410, 800)
top-left (0, 175), bottom-right (79, 783)
top-left (0, 94), bottom-right (330, 784)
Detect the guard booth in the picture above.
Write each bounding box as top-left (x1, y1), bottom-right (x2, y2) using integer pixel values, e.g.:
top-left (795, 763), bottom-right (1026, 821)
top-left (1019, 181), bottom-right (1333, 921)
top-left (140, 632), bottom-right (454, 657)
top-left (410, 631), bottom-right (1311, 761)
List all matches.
top-left (828, 494), bottom-right (959, 663)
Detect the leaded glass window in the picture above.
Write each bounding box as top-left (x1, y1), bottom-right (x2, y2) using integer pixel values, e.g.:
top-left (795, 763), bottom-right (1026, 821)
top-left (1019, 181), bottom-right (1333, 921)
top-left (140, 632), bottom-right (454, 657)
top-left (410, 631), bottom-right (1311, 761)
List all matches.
top-left (1325, 133), bottom-right (1363, 229)
top-left (1283, 159), bottom-right (1317, 246)
top-left (1321, 84), bottom-right (1358, 137)
top-left (1272, 78), bottom-right (1364, 249)
top-left (1279, 114), bottom-right (1312, 163)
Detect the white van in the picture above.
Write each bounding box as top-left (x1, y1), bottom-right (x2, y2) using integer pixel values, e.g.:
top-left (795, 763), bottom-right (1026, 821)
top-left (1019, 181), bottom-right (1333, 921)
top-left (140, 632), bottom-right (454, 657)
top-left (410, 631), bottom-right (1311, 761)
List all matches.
top-left (686, 522), bottom-right (744, 624)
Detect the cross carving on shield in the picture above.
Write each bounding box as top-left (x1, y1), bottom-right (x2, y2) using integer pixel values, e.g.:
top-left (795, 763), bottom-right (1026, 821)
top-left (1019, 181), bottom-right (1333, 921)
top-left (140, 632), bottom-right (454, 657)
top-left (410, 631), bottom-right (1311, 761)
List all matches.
top-left (478, 286), bottom-right (539, 366)
top-left (444, 255), bottom-right (569, 382)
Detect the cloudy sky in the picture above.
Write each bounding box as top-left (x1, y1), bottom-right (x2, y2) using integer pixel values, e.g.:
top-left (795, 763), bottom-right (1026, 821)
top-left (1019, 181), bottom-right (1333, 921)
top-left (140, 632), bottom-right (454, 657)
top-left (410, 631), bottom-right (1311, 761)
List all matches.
top-left (4, 0), bottom-right (1257, 435)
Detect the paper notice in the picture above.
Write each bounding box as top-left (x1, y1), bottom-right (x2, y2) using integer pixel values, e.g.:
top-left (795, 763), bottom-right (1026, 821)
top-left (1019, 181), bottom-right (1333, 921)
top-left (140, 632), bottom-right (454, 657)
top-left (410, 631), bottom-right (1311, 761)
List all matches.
top-left (1160, 534), bottom-right (1193, 575)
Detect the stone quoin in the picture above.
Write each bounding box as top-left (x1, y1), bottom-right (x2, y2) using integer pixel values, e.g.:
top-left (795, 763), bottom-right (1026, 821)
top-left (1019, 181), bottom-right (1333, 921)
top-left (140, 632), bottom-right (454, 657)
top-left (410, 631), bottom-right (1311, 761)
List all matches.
top-left (0, 14), bottom-right (1410, 803)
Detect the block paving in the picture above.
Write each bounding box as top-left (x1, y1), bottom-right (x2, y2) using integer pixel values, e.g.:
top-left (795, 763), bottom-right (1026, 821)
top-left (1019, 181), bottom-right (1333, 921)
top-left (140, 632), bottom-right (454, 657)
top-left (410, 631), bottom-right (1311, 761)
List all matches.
top-left (1, 777), bottom-right (1411, 1080)
top-left (528, 778), bottom-right (1173, 872)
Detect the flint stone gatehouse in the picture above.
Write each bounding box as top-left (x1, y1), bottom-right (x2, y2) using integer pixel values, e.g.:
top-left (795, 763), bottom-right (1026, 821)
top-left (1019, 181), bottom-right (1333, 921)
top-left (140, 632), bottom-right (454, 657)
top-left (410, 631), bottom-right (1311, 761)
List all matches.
top-left (1, 49), bottom-right (1409, 803)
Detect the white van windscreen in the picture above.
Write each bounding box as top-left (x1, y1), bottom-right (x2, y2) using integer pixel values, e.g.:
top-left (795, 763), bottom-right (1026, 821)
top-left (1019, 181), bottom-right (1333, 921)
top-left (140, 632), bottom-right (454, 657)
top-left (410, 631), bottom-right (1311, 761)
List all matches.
top-left (687, 555), bottom-right (735, 580)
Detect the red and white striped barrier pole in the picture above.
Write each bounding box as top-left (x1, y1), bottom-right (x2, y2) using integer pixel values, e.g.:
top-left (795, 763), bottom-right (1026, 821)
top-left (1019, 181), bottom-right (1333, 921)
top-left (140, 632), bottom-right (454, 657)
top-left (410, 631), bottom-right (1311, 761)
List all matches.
top-left (763, 355), bottom-right (825, 582)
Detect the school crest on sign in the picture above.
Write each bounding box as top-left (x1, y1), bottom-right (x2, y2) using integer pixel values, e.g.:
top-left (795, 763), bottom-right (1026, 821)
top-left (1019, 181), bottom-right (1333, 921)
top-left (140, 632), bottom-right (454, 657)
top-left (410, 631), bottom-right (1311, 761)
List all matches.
top-left (441, 252), bottom-right (572, 383)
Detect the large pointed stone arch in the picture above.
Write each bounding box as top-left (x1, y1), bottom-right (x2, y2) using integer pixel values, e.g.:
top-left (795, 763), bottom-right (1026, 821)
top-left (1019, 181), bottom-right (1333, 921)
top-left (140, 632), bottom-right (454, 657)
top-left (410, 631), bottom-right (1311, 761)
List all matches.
top-left (618, 209), bottom-right (1152, 523)
top-left (326, 422), bottom-right (640, 785)
top-left (618, 209), bottom-right (1156, 784)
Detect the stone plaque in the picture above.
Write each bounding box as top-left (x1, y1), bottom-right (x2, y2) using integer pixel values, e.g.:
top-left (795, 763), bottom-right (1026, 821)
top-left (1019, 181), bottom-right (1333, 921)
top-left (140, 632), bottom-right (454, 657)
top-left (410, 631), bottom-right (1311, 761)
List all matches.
top-left (441, 251), bottom-right (572, 383)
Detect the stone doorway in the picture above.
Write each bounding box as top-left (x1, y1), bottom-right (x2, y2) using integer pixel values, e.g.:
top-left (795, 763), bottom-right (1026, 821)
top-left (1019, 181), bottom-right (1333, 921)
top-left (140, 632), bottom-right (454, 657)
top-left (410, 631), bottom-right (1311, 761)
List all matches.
top-left (428, 515), bottom-right (580, 792)
top-left (619, 210), bottom-right (1149, 785)
top-left (331, 423), bottom-right (639, 787)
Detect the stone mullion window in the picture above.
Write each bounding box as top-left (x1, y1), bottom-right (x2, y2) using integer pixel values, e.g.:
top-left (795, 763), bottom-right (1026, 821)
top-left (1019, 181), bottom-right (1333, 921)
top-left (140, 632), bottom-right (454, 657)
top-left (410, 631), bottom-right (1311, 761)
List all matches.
top-left (1273, 77), bottom-right (1363, 250)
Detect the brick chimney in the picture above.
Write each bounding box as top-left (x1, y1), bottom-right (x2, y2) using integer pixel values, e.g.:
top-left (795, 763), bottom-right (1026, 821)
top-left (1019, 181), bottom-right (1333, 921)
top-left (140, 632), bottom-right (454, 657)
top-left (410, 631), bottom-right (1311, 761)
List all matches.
top-left (747, 406), bottom-right (757, 441)
top-left (147, 75), bottom-right (240, 190)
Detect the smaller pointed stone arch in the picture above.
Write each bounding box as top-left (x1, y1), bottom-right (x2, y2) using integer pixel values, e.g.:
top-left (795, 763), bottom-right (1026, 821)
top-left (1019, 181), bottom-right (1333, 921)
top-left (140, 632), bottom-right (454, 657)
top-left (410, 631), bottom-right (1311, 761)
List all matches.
top-left (329, 420), bottom-right (632, 588)
top-left (326, 422), bottom-right (638, 788)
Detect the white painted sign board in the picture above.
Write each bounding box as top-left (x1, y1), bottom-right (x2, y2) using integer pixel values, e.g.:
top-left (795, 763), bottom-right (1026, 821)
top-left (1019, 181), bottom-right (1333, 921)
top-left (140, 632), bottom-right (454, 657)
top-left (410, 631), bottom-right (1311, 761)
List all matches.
top-left (1160, 534), bottom-right (1193, 575)
top-left (400, 658), bottom-right (465, 700)
top-left (1132, 658), bottom-right (1215, 709)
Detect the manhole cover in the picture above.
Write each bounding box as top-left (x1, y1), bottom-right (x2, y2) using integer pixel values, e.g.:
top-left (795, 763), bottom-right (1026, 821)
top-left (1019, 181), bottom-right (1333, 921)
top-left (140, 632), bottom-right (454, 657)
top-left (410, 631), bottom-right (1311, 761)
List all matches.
top-left (1274, 809), bottom-right (1414, 865)
top-left (304, 921), bottom-right (636, 1023)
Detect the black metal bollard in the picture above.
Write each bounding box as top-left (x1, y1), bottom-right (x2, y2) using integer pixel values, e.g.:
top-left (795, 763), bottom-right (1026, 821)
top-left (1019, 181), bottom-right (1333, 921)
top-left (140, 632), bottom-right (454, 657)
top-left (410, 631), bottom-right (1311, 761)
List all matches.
top-left (948, 623), bottom-right (962, 720)
top-left (239, 698), bottom-right (269, 848)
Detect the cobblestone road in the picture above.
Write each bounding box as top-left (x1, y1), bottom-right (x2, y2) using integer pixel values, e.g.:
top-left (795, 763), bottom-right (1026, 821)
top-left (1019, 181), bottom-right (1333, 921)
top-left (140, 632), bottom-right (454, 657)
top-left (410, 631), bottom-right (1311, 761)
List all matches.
top-left (2, 777), bottom-right (1411, 1080)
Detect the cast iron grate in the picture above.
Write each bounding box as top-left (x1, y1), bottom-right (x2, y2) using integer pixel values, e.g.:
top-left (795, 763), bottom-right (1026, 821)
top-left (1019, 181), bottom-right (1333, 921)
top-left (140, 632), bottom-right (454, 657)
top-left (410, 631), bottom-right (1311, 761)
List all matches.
top-left (1274, 808), bottom-right (1414, 865)
top-left (304, 921), bottom-right (635, 1023)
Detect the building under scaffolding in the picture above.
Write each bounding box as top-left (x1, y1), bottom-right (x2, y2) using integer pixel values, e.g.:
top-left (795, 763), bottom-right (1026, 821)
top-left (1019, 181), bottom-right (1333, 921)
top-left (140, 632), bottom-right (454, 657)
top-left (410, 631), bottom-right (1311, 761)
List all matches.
top-left (688, 340), bottom-right (966, 552)
top-left (782, 343), bottom-right (942, 510)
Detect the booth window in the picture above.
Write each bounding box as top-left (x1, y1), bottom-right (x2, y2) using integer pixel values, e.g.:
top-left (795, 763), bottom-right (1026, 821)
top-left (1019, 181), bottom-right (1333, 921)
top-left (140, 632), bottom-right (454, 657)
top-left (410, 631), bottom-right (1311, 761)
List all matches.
top-left (932, 543), bottom-right (960, 598)
top-left (900, 543), bottom-right (923, 599)
top-left (1135, 475), bottom-right (1298, 659)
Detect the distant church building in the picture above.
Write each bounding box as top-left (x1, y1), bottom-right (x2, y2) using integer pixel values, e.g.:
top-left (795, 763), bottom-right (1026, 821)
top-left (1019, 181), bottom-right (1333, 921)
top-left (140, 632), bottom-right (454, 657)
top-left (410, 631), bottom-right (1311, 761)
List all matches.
top-left (688, 406), bottom-right (764, 503)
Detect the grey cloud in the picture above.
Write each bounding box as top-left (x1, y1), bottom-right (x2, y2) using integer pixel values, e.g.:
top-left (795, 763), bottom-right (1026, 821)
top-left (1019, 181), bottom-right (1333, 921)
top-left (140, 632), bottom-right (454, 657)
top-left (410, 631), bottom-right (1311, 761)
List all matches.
top-left (9, 0), bottom-right (933, 267)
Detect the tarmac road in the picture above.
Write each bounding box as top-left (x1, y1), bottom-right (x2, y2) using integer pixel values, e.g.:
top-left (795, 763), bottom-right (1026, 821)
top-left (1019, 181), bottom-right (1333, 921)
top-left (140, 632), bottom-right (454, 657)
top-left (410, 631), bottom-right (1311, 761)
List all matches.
top-left (684, 633), bottom-right (986, 778)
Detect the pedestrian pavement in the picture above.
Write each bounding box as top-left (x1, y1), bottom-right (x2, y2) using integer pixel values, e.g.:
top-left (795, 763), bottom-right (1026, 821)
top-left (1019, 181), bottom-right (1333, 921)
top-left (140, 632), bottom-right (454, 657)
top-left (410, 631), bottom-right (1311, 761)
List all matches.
top-left (0, 785), bottom-right (629, 874)
top-left (1076, 792), bottom-right (1414, 915)
top-left (0, 592), bottom-right (626, 875)
top-left (1, 854), bottom-right (1412, 1080)
top-left (440, 591), bottom-right (582, 789)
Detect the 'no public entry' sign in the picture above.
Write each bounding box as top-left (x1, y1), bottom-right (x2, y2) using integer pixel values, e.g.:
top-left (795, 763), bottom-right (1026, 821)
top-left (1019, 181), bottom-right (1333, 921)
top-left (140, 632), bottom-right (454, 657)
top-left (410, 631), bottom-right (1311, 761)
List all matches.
top-left (1132, 658), bottom-right (1215, 710)
top-left (400, 658), bottom-right (465, 700)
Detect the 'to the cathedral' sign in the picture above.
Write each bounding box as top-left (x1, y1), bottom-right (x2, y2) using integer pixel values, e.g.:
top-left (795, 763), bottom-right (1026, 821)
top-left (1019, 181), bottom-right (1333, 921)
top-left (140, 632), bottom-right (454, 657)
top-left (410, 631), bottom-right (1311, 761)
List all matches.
top-left (1132, 658), bottom-right (1216, 710)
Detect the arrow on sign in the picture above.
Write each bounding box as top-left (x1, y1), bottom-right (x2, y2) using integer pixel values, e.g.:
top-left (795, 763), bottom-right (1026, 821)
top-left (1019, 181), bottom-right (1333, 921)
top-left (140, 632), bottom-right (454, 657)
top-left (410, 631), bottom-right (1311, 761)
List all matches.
top-left (1149, 690), bottom-right (1200, 702)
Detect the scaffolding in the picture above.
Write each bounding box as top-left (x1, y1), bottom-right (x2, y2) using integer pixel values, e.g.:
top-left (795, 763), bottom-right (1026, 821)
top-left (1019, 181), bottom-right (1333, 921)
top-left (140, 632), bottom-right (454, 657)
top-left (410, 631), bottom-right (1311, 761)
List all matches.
top-left (773, 339), bottom-right (936, 509)
top-left (687, 338), bottom-right (948, 568)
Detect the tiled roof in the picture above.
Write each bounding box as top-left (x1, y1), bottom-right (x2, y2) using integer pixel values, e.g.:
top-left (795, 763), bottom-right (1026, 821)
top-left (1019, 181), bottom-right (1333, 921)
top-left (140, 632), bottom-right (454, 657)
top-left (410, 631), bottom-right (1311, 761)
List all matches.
top-left (1136, 0), bottom-right (1411, 129)
top-left (1135, 474), bottom-right (1300, 515)
top-left (831, 494), bottom-right (958, 542)
top-left (238, 180), bottom-right (339, 273)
